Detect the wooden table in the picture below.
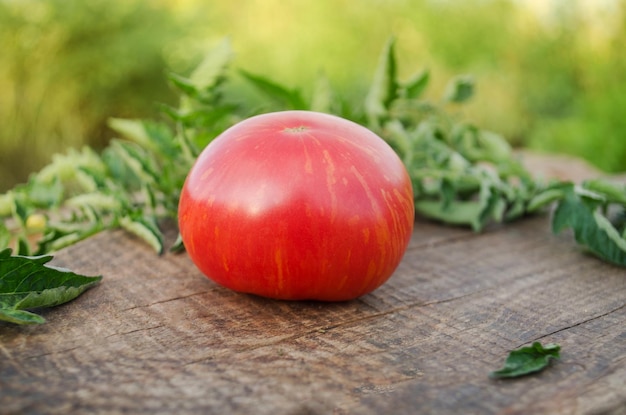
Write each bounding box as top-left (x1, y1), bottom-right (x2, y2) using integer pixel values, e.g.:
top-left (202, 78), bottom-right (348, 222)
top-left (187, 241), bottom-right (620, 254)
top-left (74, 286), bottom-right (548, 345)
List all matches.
top-left (1, 154), bottom-right (625, 414)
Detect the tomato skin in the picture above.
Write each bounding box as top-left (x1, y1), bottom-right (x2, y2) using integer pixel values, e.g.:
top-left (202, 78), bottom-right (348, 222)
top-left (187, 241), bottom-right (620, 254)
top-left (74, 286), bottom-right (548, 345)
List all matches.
top-left (178, 111), bottom-right (414, 301)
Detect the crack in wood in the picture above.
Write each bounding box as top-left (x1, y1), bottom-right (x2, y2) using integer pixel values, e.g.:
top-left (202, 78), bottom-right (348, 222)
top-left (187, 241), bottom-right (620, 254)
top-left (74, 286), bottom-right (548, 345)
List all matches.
top-left (119, 291), bottom-right (216, 312)
top-left (522, 302), bottom-right (626, 348)
top-left (104, 324), bottom-right (166, 340)
top-left (22, 346), bottom-right (81, 361)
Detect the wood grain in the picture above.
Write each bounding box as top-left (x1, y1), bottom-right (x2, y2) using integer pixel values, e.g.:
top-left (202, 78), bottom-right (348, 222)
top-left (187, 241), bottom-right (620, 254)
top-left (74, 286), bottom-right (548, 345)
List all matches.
top-left (1, 156), bottom-right (625, 415)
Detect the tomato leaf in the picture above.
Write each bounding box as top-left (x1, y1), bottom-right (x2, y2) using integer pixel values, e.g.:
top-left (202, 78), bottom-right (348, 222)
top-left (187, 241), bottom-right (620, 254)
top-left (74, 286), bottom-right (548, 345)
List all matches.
top-left (401, 68), bottom-right (430, 100)
top-left (240, 70), bottom-right (307, 110)
top-left (490, 342), bottom-right (561, 379)
top-left (527, 187), bottom-right (567, 213)
top-left (444, 75), bottom-right (474, 103)
top-left (119, 215), bottom-right (164, 255)
top-left (0, 248), bottom-right (102, 325)
top-left (552, 184), bottom-right (626, 266)
top-left (188, 37), bottom-right (233, 93)
top-left (2, 36), bottom-right (624, 273)
top-left (365, 36), bottom-right (398, 126)
top-left (583, 179), bottom-right (626, 205)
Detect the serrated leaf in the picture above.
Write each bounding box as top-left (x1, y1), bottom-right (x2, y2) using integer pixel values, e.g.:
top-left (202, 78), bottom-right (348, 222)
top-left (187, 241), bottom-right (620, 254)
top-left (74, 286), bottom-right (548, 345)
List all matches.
top-left (552, 186), bottom-right (626, 266)
top-left (108, 118), bottom-right (151, 148)
top-left (477, 180), bottom-right (501, 229)
top-left (16, 236), bottom-right (31, 256)
top-left (109, 140), bottom-right (159, 186)
top-left (365, 37), bottom-right (398, 125)
top-left (415, 199), bottom-right (483, 230)
top-left (402, 68), bottom-right (430, 99)
top-left (476, 130), bottom-right (512, 162)
top-left (167, 73), bottom-right (199, 96)
top-left (12, 195), bottom-right (29, 227)
top-left (189, 37), bottom-right (233, 92)
top-left (527, 187), bottom-right (566, 213)
top-left (444, 75), bottom-right (474, 103)
top-left (119, 215), bottom-right (164, 254)
top-left (169, 233), bottom-right (185, 253)
top-left (504, 198), bottom-right (526, 221)
top-left (0, 248), bottom-right (102, 325)
top-left (22, 176), bottom-right (64, 209)
top-left (240, 70), bottom-right (306, 109)
top-left (0, 308), bottom-right (45, 325)
top-left (490, 342), bottom-right (561, 379)
top-left (66, 192), bottom-right (123, 212)
top-left (36, 230), bottom-right (83, 255)
top-left (583, 179), bottom-right (626, 205)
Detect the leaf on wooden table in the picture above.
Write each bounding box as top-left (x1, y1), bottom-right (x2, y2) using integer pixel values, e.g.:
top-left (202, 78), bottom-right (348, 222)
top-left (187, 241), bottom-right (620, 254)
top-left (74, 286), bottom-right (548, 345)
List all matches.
top-left (552, 184), bottom-right (626, 267)
top-left (0, 248), bottom-right (102, 325)
top-left (119, 215), bottom-right (164, 255)
top-left (490, 342), bottom-right (561, 379)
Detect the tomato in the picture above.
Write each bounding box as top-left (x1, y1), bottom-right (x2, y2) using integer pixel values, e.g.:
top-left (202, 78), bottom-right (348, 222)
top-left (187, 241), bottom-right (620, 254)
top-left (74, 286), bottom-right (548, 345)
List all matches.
top-left (178, 110), bottom-right (414, 301)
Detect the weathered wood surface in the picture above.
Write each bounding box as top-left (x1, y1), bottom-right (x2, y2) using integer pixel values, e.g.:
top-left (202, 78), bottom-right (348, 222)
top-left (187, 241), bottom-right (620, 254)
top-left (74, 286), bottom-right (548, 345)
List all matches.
top-left (1, 154), bottom-right (625, 415)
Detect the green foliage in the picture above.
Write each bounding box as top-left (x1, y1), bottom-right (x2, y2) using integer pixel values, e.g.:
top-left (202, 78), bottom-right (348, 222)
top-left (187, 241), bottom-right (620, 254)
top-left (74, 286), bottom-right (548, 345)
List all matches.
top-left (0, 40), bottom-right (246, 256)
top-left (552, 181), bottom-right (626, 267)
top-left (491, 342), bottom-right (561, 379)
top-left (2, 0), bottom-right (626, 195)
top-left (0, 248), bottom-right (101, 324)
top-left (361, 41), bottom-right (543, 232)
top-left (2, 38), bottom-right (625, 270)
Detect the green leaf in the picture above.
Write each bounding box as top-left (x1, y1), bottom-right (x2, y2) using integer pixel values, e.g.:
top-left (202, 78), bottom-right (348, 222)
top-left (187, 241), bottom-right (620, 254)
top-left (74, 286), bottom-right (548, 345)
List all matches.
top-left (189, 37), bottom-right (233, 93)
top-left (16, 236), bottom-right (31, 256)
top-left (583, 179), bottom-right (626, 205)
top-left (527, 187), bottom-right (566, 213)
top-left (22, 176), bottom-right (64, 209)
top-left (108, 118), bottom-right (152, 148)
top-left (552, 186), bottom-right (626, 266)
top-left (240, 70), bottom-right (307, 109)
top-left (108, 140), bottom-right (159, 186)
top-left (169, 233), bottom-right (185, 254)
top-left (0, 308), bottom-right (46, 325)
top-left (402, 68), bottom-right (430, 99)
top-left (415, 199), bottom-right (484, 230)
top-left (0, 248), bottom-right (102, 325)
top-left (444, 75), bottom-right (474, 103)
top-left (490, 342), bottom-right (561, 379)
top-left (119, 215), bottom-right (164, 255)
top-left (166, 39), bottom-right (233, 103)
top-left (167, 72), bottom-right (199, 97)
top-left (12, 194), bottom-right (29, 227)
top-left (365, 36), bottom-right (398, 125)
top-left (66, 192), bottom-right (123, 212)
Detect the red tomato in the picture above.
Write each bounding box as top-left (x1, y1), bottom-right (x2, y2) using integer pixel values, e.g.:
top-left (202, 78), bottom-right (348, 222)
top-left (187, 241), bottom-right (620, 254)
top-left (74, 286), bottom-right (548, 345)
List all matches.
top-left (178, 111), bottom-right (414, 301)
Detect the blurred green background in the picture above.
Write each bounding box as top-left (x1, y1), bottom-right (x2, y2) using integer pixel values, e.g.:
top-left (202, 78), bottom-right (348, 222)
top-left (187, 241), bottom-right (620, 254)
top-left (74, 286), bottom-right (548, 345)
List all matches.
top-left (1, 0), bottom-right (625, 192)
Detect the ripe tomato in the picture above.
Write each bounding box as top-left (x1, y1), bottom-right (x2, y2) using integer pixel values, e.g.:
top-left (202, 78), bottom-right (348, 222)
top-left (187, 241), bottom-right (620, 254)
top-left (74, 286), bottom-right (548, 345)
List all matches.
top-left (178, 111), bottom-right (414, 301)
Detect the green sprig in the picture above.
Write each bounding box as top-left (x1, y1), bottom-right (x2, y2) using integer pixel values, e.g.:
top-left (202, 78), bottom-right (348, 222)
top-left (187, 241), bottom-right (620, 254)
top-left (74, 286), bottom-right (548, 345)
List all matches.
top-left (0, 37), bottom-right (625, 270)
